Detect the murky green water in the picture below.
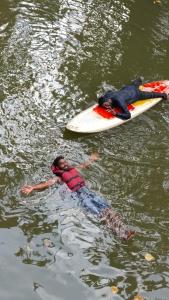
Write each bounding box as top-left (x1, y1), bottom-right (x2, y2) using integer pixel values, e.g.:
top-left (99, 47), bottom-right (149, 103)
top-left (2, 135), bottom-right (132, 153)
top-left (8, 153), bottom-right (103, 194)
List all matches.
top-left (1, 0), bottom-right (169, 299)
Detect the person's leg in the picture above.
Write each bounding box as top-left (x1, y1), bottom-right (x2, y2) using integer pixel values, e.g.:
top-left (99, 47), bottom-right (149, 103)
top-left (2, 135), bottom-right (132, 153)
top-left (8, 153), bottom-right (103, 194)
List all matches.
top-left (77, 187), bottom-right (103, 215)
top-left (89, 191), bottom-right (110, 211)
top-left (138, 90), bottom-right (167, 100)
top-left (100, 208), bottom-right (135, 240)
top-left (83, 190), bottom-right (110, 215)
top-left (77, 188), bottom-right (135, 240)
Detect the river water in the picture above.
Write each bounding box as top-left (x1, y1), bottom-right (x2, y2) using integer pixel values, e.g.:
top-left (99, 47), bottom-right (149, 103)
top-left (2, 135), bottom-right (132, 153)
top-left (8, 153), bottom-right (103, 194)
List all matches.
top-left (0, 0), bottom-right (169, 299)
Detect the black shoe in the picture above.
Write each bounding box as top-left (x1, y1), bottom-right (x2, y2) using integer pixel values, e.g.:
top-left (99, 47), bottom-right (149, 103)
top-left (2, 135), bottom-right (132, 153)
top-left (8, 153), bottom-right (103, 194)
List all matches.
top-left (132, 77), bottom-right (144, 86)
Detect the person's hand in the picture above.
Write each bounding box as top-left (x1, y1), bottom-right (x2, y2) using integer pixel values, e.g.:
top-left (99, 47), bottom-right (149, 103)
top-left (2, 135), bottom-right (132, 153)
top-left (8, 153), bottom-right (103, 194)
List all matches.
top-left (110, 109), bottom-right (117, 116)
top-left (90, 152), bottom-right (99, 161)
top-left (21, 185), bottom-right (34, 196)
top-left (105, 106), bottom-right (117, 115)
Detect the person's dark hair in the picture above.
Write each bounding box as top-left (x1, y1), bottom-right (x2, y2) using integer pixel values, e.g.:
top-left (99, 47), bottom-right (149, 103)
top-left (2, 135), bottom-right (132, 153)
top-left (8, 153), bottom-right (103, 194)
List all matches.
top-left (98, 96), bottom-right (106, 106)
top-left (52, 156), bottom-right (64, 167)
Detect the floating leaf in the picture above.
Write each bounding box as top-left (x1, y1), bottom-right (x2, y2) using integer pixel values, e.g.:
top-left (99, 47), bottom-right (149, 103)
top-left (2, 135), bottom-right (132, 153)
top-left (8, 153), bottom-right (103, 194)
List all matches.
top-left (134, 294), bottom-right (144, 300)
top-left (131, 252), bottom-right (137, 256)
top-left (144, 253), bottom-right (155, 262)
top-left (111, 286), bottom-right (119, 294)
top-left (153, 0), bottom-right (161, 3)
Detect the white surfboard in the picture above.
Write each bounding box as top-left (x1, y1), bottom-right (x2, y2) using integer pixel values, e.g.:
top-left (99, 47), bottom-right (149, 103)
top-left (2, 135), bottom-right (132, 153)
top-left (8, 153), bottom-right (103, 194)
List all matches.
top-left (66, 81), bottom-right (169, 133)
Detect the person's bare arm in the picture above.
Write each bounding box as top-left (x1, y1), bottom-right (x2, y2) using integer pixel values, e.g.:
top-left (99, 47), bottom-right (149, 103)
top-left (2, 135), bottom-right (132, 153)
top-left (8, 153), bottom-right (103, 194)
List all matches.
top-left (21, 177), bottom-right (60, 196)
top-left (78, 153), bottom-right (99, 169)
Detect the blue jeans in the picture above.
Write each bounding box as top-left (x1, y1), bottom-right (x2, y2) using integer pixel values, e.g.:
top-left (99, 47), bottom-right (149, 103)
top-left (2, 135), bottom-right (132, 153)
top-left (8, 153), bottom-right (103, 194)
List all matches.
top-left (73, 187), bottom-right (135, 240)
top-left (74, 186), bottom-right (110, 215)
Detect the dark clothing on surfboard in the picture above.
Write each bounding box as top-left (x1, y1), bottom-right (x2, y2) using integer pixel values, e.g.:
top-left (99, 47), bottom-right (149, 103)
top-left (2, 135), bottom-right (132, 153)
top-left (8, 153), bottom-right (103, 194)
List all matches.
top-left (99, 79), bottom-right (167, 120)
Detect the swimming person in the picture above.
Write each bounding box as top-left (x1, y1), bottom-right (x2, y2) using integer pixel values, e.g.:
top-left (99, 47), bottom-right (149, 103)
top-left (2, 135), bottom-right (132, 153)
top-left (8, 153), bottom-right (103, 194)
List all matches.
top-left (21, 153), bottom-right (135, 240)
top-left (98, 78), bottom-right (168, 120)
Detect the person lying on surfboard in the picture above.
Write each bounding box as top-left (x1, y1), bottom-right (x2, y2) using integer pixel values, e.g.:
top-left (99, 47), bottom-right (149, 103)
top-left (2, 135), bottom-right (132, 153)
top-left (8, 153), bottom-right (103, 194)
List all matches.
top-left (98, 78), bottom-right (168, 120)
top-left (21, 153), bottom-right (135, 240)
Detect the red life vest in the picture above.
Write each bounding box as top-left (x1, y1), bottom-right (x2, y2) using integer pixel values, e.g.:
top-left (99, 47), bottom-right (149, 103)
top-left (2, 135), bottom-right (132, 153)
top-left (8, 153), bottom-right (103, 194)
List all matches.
top-left (51, 165), bottom-right (85, 192)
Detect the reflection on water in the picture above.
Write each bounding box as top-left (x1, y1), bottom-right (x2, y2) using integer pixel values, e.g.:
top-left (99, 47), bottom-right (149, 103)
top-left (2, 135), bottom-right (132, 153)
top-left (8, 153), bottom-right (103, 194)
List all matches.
top-left (1, 0), bottom-right (169, 299)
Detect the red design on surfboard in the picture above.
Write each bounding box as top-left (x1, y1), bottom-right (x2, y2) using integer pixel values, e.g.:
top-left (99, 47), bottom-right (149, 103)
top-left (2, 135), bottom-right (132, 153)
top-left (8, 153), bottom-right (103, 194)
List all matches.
top-left (93, 104), bottom-right (135, 119)
top-left (143, 81), bottom-right (167, 92)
